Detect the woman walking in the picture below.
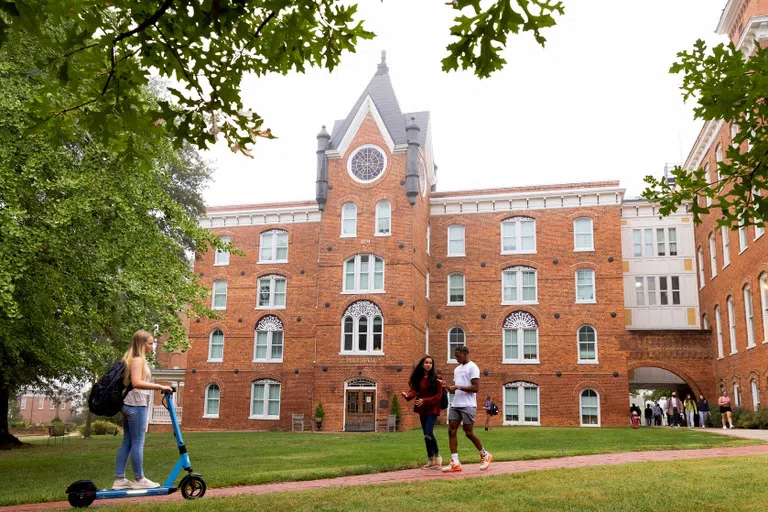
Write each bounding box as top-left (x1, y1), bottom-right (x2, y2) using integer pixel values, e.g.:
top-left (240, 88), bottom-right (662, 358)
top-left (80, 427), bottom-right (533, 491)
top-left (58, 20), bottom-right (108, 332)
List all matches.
top-left (718, 389), bottom-right (734, 429)
top-left (697, 395), bottom-right (710, 429)
top-left (683, 394), bottom-right (698, 429)
top-left (402, 355), bottom-right (443, 469)
top-left (113, 330), bottom-right (173, 490)
top-left (483, 396), bottom-right (494, 431)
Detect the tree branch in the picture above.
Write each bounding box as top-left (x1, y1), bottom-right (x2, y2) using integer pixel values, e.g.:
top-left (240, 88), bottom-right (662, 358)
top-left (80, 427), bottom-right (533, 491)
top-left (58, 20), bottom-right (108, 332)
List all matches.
top-left (113, 0), bottom-right (175, 44)
top-left (59, 42), bottom-right (100, 59)
top-left (230, 10), bottom-right (277, 65)
top-left (51, 99), bottom-right (98, 118)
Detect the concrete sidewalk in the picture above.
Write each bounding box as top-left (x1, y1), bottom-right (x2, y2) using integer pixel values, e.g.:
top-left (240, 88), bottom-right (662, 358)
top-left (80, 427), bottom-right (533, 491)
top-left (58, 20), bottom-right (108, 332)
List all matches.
top-left (4, 444), bottom-right (768, 511)
top-left (708, 428), bottom-right (768, 441)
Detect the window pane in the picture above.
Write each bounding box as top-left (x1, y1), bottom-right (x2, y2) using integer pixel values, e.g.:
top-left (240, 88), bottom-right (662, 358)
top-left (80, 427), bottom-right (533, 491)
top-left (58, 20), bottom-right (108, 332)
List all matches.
top-left (577, 270), bottom-right (594, 301)
top-left (358, 317), bottom-right (368, 351)
top-left (575, 219), bottom-right (592, 249)
top-left (504, 387), bottom-right (519, 422)
top-left (207, 385), bottom-right (220, 415)
top-left (255, 331), bottom-right (268, 359)
top-left (668, 228), bottom-right (677, 256)
top-left (524, 387), bottom-right (539, 422)
top-left (644, 229), bottom-right (654, 256)
top-left (258, 279), bottom-right (271, 307)
top-left (504, 329), bottom-right (518, 360)
top-left (671, 276), bottom-right (680, 305)
top-left (502, 222), bottom-right (516, 252)
top-left (522, 271), bottom-right (536, 301)
top-left (271, 331), bottom-right (283, 359)
top-left (635, 277), bottom-right (645, 305)
top-left (520, 221), bottom-right (535, 250)
top-left (657, 228), bottom-right (666, 256)
top-left (215, 236), bottom-right (230, 265)
top-left (633, 230), bottom-right (642, 257)
top-left (449, 226), bottom-right (465, 255)
top-left (261, 235), bottom-right (273, 260)
top-left (276, 233), bottom-right (288, 260)
top-left (344, 317), bottom-right (354, 351)
top-left (274, 279), bottom-right (286, 306)
top-left (374, 258), bottom-right (384, 290)
top-left (523, 329), bottom-right (537, 360)
top-left (647, 277), bottom-right (656, 305)
top-left (659, 277), bottom-right (668, 305)
top-left (377, 202), bottom-right (391, 234)
top-left (268, 384), bottom-right (280, 416)
top-left (359, 255), bottom-right (369, 290)
top-left (373, 317), bottom-right (383, 351)
top-left (503, 272), bottom-right (516, 302)
top-left (252, 384), bottom-right (264, 416)
top-left (449, 274), bottom-right (464, 303)
top-left (210, 331), bottom-right (224, 359)
top-left (345, 260), bottom-right (355, 290)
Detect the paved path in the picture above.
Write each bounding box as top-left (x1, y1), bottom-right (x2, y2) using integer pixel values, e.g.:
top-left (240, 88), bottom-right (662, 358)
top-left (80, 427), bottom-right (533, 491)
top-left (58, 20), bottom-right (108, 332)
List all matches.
top-left (708, 428), bottom-right (768, 441)
top-left (5, 444), bottom-right (768, 511)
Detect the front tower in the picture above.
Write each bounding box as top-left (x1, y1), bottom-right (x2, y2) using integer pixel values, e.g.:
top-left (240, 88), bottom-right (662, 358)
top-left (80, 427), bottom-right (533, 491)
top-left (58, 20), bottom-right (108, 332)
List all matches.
top-left (313, 53), bottom-right (435, 431)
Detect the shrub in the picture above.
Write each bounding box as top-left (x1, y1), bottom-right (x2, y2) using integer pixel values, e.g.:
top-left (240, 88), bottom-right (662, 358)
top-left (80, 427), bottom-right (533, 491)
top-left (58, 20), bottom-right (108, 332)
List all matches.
top-left (81, 420), bottom-right (120, 436)
top-left (730, 407), bottom-right (749, 428)
top-left (390, 395), bottom-right (401, 419)
top-left (9, 420), bottom-right (31, 429)
top-left (314, 402), bottom-right (325, 420)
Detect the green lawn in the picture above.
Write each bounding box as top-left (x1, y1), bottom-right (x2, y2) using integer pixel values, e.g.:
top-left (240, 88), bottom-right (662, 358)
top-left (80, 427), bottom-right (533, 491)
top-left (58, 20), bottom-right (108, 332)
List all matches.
top-left (104, 455), bottom-right (768, 512)
top-left (0, 427), bottom-right (759, 506)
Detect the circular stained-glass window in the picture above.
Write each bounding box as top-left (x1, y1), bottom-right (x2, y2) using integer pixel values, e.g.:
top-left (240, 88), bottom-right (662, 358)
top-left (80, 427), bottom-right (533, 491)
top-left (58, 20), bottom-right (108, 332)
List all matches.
top-left (348, 145), bottom-right (386, 183)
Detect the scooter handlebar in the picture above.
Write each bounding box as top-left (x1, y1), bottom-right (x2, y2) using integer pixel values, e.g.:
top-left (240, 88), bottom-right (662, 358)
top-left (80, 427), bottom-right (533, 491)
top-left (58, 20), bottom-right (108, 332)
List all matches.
top-left (162, 387), bottom-right (177, 395)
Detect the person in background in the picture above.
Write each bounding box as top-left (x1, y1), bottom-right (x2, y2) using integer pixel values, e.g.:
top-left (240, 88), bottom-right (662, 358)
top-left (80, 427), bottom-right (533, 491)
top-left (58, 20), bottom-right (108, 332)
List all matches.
top-left (652, 402), bottom-right (662, 426)
top-left (659, 396), bottom-right (668, 426)
top-left (683, 394), bottom-right (698, 429)
top-left (483, 395), bottom-right (493, 432)
top-left (666, 392), bottom-right (683, 428)
top-left (644, 403), bottom-right (653, 427)
top-left (697, 395), bottom-right (710, 429)
top-left (718, 389), bottom-right (734, 429)
top-left (402, 355), bottom-right (443, 469)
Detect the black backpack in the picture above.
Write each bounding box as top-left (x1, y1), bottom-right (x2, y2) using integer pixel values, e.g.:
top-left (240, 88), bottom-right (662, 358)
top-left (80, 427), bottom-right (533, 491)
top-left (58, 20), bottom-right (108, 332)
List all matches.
top-left (88, 361), bottom-right (132, 417)
top-left (490, 402), bottom-right (499, 416)
top-left (440, 388), bottom-right (449, 410)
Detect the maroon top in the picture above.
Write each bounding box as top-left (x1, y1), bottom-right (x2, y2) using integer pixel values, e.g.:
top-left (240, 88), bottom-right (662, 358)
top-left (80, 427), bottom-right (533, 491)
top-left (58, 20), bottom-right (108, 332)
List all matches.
top-left (404, 376), bottom-right (443, 416)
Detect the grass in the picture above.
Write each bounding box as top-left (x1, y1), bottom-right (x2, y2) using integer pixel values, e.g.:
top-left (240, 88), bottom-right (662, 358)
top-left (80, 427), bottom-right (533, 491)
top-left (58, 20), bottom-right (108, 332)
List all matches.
top-left (103, 455), bottom-right (768, 512)
top-left (0, 426), bottom-right (759, 506)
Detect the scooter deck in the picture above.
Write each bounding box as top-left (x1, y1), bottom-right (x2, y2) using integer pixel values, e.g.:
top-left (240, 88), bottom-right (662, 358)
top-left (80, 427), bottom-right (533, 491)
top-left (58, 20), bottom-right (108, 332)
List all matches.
top-left (94, 487), bottom-right (177, 500)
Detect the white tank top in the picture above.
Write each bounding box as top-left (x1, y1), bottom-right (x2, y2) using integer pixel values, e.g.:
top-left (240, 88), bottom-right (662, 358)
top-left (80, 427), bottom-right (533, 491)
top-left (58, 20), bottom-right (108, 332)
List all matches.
top-left (123, 360), bottom-right (151, 407)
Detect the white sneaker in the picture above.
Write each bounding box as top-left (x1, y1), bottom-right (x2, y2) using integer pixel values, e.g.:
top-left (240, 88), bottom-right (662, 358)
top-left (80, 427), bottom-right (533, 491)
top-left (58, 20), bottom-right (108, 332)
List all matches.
top-left (112, 478), bottom-right (132, 490)
top-left (723, 425), bottom-right (728, 429)
top-left (132, 477), bottom-right (160, 489)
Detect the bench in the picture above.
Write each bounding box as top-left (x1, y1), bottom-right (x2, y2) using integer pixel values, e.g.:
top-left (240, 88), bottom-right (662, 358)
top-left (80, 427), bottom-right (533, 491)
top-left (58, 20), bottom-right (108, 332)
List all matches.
top-left (292, 413), bottom-right (306, 432)
top-left (47, 424), bottom-right (70, 445)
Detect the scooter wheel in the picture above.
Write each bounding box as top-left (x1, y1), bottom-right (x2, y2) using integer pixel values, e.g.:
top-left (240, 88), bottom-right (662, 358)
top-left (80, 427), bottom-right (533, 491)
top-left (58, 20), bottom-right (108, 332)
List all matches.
top-left (67, 493), bottom-right (95, 508)
top-left (179, 475), bottom-right (206, 500)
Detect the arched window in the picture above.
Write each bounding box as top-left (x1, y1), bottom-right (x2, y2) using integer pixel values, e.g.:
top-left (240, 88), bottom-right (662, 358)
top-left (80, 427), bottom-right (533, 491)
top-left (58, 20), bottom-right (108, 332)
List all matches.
top-left (204, 384), bottom-right (220, 418)
top-left (341, 202), bottom-right (357, 237)
top-left (702, 313), bottom-right (709, 330)
top-left (259, 229), bottom-right (288, 262)
top-left (577, 325), bottom-right (598, 363)
top-left (341, 301), bottom-right (383, 354)
top-left (573, 218), bottom-right (594, 251)
top-left (502, 266), bottom-right (537, 304)
top-left (503, 312), bottom-right (539, 363)
top-left (375, 201), bottom-right (391, 235)
top-left (214, 236), bottom-right (231, 266)
top-left (448, 327), bottom-right (465, 363)
top-left (580, 389), bottom-right (600, 426)
top-left (503, 382), bottom-right (539, 425)
top-left (501, 217), bottom-right (536, 254)
top-left (696, 247), bottom-right (705, 288)
top-left (254, 315), bottom-right (284, 362)
top-left (744, 285), bottom-right (756, 348)
top-left (751, 379), bottom-right (761, 411)
top-left (257, 274), bottom-right (287, 308)
top-left (448, 273), bottom-right (465, 305)
top-left (760, 273), bottom-right (768, 344)
top-left (250, 379), bottom-right (281, 420)
top-left (715, 305), bottom-right (724, 359)
top-left (727, 296), bottom-right (737, 354)
top-left (208, 329), bottom-right (224, 362)
top-left (708, 233), bottom-right (717, 278)
top-left (575, 269), bottom-right (596, 303)
top-left (343, 255), bottom-right (384, 293)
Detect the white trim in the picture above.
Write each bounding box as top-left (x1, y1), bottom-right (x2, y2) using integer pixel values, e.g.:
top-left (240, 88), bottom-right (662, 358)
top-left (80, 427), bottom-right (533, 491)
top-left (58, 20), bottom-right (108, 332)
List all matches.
top-left (200, 206), bottom-right (321, 229)
top-left (447, 225), bottom-right (465, 257)
top-left (340, 303), bottom-right (384, 355)
top-left (744, 285), bottom-right (756, 348)
top-left (207, 329), bottom-right (224, 363)
top-left (502, 325), bottom-right (540, 364)
top-left (579, 388), bottom-right (601, 427)
top-left (760, 273), bottom-right (768, 344)
top-left (716, 0), bottom-right (739, 34)
top-left (347, 144), bottom-right (389, 185)
top-left (258, 230), bottom-right (289, 264)
top-left (253, 328), bottom-right (284, 363)
top-left (500, 218), bottom-right (537, 255)
top-left (734, 16), bottom-right (768, 55)
top-left (684, 120), bottom-right (725, 172)
top-left (203, 383), bottom-right (220, 419)
top-left (212, 280), bottom-right (227, 310)
top-left (727, 296), bottom-right (737, 354)
top-left (328, 95), bottom-right (395, 159)
top-left (343, 254), bottom-right (385, 293)
top-left (341, 202), bottom-right (357, 238)
top-left (342, 379), bottom-right (378, 433)
top-left (447, 326), bottom-right (465, 364)
top-left (447, 273), bottom-right (466, 306)
top-left (214, 236), bottom-right (231, 266)
top-left (577, 325), bottom-right (599, 364)
top-left (575, 269), bottom-right (596, 304)
top-left (502, 382), bottom-right (540, 426)
top-left (715, 305), bottom-right (725, 359)
top-left (256, 275), bottom-right (287, 309)
top-left (573, 217), bottom-right (594, 252)
top-left (249, 379), bottom-right (281, 420)
top-left (501, 267), bottom-right (538, 305)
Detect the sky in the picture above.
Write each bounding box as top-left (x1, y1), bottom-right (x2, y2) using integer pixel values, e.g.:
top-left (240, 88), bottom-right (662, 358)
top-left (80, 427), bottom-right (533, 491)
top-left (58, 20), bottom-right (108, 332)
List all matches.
top-left (201, 0), bottom-right (729, 207)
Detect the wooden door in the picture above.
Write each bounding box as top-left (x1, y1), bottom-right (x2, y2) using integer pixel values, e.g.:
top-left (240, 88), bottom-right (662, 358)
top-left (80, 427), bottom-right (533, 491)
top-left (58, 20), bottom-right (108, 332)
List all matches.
top-left (345, 389), bottom-right (376, 431)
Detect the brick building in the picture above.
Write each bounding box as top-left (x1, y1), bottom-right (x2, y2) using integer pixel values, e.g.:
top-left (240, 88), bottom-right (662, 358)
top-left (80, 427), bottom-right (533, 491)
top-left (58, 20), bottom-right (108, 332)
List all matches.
top-left (684, 0), bottom-right (768, 412)
top-left (17, 392), bottom-right (73, 425)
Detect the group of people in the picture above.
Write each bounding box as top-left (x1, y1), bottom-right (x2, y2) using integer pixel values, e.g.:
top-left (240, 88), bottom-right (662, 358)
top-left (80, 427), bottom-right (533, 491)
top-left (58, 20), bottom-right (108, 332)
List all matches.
top-left (401, 346), bottom-right (492, 472)
top-left (633, 390), bottom-right (736, 429)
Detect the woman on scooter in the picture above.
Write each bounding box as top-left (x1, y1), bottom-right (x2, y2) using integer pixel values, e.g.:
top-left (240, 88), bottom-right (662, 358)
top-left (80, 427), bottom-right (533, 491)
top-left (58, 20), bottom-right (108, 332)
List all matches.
top-left (113, 330), bottom-right (173, 490)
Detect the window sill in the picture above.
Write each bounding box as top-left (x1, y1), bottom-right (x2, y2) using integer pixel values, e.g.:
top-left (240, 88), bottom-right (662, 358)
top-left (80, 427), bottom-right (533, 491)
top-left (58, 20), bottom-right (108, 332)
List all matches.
top-left (580, 423), bottom-right (601, 428)
top-left (762, 339), bottom-right (768, 344)
top-left (722, 263), bottom-right (730, 270)
top-left (374, 233), bottom-right (391, 237)
top-left (207, 359), bottom-right (223, 363)
top-left (746, 344), bottom-right (756, 350)
top-left (447, 302), bottom-right (466, 307)
top-left (255, 306), bottom-right (286, 310)
top-left (447, 359), bottom-right (457, 364)
top-left (502, 361), bottom-right (540, 365)
top-left (578, 360), bottom-right (599, 365)
top-left (202, 415), bottom-right (219, 419)
top-left (501, 301), bottom-right (538, 306)
top-left (503, 422), bottom-right (540, 427)
top-left (729, 351), bottom-right (738, 356)
top-left (755, 232), bottom-right (765, 241)
top-left (717, 356), bottom-right (724, 360)
top-left (339, 352), bottom-right (385, 356)
top-left (341, 290), bottom-right (385, 295)
top-left (739, 248), bottom-right (748, 255)
top-left (248, 416), bottom-right (279, 421)
top-left (447, 254), bottom-right (466, 258)
top-left (574, 248), bottom-right (595, 253)
top-left (252, 359), bottom-right (283, 364)
top-left (257, 260), bottom-right (288, 264)
top-left (576, 300), bottom-right (597, 305)
top-left (213, 263), bottom-right (230, 267)
top-left (212, 307), bottom-right (227, 311)
top-left (501, 251), bottom-right (537, 256)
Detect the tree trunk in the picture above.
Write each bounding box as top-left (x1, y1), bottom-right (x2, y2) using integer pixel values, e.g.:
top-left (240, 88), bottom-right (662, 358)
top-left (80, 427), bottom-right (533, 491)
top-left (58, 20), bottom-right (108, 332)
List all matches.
top-left (0, 385), bottom-right (23, 448)
top-left (82, 409), bottom-right (93, 439)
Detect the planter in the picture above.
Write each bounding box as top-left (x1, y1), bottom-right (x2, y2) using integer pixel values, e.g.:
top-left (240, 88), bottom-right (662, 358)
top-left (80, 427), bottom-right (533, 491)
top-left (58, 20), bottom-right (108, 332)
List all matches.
top-left (315, 418), bottom-right (323, 431)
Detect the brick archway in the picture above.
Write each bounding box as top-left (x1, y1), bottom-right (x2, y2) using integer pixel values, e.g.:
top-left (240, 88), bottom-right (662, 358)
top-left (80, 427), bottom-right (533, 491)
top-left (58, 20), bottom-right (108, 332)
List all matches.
top-left (627, 360), bottom-right (703, 399)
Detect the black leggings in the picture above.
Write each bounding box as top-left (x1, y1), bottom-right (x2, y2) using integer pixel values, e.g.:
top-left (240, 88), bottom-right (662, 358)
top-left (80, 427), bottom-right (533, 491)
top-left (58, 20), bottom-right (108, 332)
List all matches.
top-left (420, 414), bottom-right (440, 458)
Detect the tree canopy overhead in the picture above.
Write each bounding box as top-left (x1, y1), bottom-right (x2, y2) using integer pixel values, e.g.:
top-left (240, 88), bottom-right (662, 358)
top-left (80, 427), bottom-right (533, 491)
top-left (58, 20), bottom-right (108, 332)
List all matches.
top-left (0, 0), bottom-right (565, 156)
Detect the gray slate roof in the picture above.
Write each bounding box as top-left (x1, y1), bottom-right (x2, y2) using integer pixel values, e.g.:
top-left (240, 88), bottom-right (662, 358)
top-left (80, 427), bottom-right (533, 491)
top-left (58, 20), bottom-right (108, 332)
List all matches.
top-left (329, 55), bottom-right (429, 149)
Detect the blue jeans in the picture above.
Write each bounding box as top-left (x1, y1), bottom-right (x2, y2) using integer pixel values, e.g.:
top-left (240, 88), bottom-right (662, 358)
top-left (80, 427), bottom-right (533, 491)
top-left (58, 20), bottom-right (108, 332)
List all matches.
top-left (699, 411), bottom-right (709, 427)
top-left (115, 405), bottom-right (147, 479)
top-left (420, 414), bottom-right (440, 458)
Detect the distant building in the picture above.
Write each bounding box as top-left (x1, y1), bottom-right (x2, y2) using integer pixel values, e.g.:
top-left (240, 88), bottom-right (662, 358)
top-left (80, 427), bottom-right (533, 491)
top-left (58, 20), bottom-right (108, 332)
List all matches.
top-left (17, 392), bottom-right (73, 425)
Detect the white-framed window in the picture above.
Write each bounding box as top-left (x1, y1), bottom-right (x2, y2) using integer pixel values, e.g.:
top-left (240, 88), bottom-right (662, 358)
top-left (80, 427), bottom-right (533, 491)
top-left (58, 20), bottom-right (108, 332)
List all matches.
top-left (574, 217), bottom-right (594, 251)
top-left (60, 401), bottom-right (66, 410)
top-left (341, 202), bottom-right (357, 237)
top-left (425, 326), bottom-right (429, 353)
top-left (709, 233), bottom-right (718, 279)
top-left (254, 315), bottom-right (284, 362)
top-left (257, 275), bottom-right (287, 309)
top-left (208, 329), bottom-right (224, 362)
top-left (705, 163), bottom-right (712, 207)
top-left (20, 397), bottom-right (26, 409)
top-left (721, 226), bottom-right (731, 267)
top-left (502, 311), bottom-right (539, 364)
top-left (702, 313), bottom-right (709, 330)
top-left (448, 273), bottom-right (466, 306)
top-left (657, 228), bottom-right (666, 256)
top-left (259, 230), bottom-right (288, 263)
top-left (716, 143), bottom-right (723, 164)
top-left (647, 277), bottom-right (657, 305)
top-left (697, 248), bottom-right (705, 288)
top-left (659, 276), bottom-right (681, 306)
top-left (50, 400), bottom-right (55, 410)
top-left (447, 327), bottom-right (465, 363)
top-left (715, 305), bottom-right (724, 359)
top-left (578, 325), bottom-right (598, 363)
top-left (731, 122), bottom-right (739, 148)
top-left (575, 269), bottom-right (596, 303)
top-left (426, 272), bottom-right (430, 300)
top-left (38, 398), bottom-right (44, 409)
top-left (727, 296), bottom-right (737, 354)
top-left (212, 280), bottom-right (227, 310)
top-left (250, 379), bottom-right (281, 420)
top-left (448, 225), bottom-right (465, 257)
top-left (754, 189), bottom-right (765, 239)
top-left (203, 383), bottom-right (220, 418)
top-left (738, 216), bottom-right (748, 253)
top-left (502, 266), bottom-right (537, 304)
top-left (214, 236), bottom-right (231, 266)
top-left (343, 255), bottom-right (385, 293)
top-left (744, 285), bottom-right (756, 348)
top-left (635, 277), bottom-right (645, 306)
top-left (760, 273), bottom-right (768, 343)
top-left (734, 383), bottom-right (741, 407)
top-left (503, 382), bottom-right (539, 425)
top-left (501, 217), bottom-right (536, 254)
top-left (375, 200), bottom-right (391, 236)
top-left (752, 380), bottom-right (760, 410)
top-left (341, 301), bottom-right (383, 355)
top-left (632, 229), bottom-right (642, 257)
top-left (580, 389), bottom-right (600, 426)
top-left (426, 223), bottom-right (431, 255)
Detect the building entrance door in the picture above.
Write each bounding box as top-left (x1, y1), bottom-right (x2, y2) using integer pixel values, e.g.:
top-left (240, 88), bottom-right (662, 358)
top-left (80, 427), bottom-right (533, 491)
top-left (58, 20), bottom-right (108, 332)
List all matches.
top-left (344, 380), bottom-right (376, 432)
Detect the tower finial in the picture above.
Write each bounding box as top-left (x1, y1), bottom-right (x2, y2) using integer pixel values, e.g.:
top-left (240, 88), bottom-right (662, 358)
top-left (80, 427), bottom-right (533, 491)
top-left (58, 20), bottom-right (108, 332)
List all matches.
top-left (376, 50), bottom-right (389, 75)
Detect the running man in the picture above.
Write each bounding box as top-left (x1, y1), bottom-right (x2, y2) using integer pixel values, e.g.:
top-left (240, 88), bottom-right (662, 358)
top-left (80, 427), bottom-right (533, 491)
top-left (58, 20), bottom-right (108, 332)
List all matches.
top-left (438, 345), bottom-right (492, 472)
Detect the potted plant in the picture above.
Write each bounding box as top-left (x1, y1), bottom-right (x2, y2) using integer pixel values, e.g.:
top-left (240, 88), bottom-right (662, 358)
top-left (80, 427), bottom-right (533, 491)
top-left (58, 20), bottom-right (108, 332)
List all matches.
top-left (314, 402), bottom-right (325, 431)
top-left (389, 395), bottom-right (402, 430)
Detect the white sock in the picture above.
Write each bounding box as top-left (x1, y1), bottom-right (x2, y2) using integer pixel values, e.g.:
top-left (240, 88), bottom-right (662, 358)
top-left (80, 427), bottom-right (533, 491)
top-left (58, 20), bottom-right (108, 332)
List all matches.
top-left (480, 448), bottom-right (488, 457)
top-left (451, 453), bottom-right (459, 464)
